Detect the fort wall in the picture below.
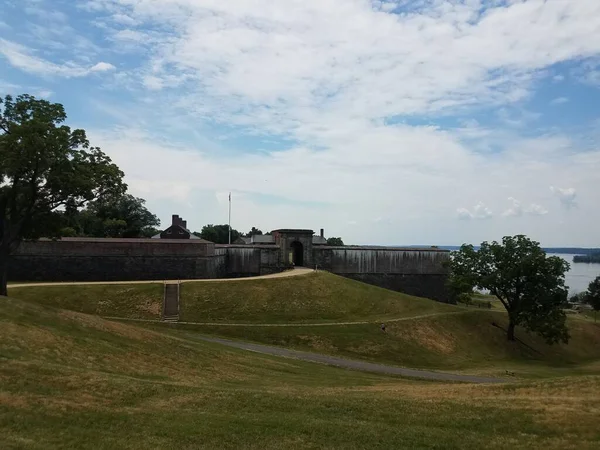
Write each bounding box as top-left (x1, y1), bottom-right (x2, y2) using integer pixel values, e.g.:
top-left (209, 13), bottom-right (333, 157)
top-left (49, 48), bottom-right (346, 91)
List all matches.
top-left (215, 245), bottom-right (288, 277)
top-left (10, 238), bottom-right (219, 282)
top-left (8, 238), bottom-right (450, 302)
top-left (313, 246), bottom-right (450, 302)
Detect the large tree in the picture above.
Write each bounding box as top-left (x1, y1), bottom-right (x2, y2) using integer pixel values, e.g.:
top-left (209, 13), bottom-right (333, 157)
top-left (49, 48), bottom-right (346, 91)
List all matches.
top-left (448, 235), bottom-right (570, 344)
top-left (585, 276), bottom-right (600, 322)
top-left (65, 194), bottom-right (160, 238)
top-left (0, 94), bottom-right (125, 295)
top-left (195, 224), bottom-right (241, 244)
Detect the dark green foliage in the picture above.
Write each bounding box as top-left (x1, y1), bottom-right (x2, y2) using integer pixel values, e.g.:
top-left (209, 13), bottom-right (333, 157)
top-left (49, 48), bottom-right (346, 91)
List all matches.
top-left (585, 276), bottom-right (600, 311)
top-left (448, 235), bottom-right (570, 344)
top-left (195, 224), bottom-right (241, 244)
top-left (573, 252), bottom-right (600, 263)
top-left (0, 94), bottom-right (125, 295)
top-left (60, 194), bottom-right (160, 238)
top-left (245, 227), bottom-right (263, 237)
top-left (326, 237), bottom-right (344, 246)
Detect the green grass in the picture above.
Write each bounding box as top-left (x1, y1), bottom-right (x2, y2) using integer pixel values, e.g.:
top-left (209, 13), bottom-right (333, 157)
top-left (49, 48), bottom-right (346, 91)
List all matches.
top-left (163, 311), bottom-right (600, 378)
top-left (2, 295), bottom-right (600, 449)
top-left (178, 272), bottom-right (455, 323)
top-left (10, 272), bottom-right (600, 379)
top-left (8, 283), bottom-right (163, 320)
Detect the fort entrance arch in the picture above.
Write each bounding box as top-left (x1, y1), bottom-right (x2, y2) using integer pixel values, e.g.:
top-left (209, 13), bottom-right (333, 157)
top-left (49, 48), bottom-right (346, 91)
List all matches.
top-left (272, 229), bottom-right (314, 269)
top-left (290, 241), bottom-right (304, 266)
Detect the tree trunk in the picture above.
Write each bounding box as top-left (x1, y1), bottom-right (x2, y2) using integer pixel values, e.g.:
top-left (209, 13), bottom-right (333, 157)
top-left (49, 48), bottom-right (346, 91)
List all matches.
top-left (0, 253), bottom-right (8, 297)
top-left (507, 320), bottom-right (516, 341)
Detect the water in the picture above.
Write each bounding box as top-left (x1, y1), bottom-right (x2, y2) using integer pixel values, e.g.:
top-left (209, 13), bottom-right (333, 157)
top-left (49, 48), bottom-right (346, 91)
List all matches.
top-left (549, 254), bottom-right (600, 294)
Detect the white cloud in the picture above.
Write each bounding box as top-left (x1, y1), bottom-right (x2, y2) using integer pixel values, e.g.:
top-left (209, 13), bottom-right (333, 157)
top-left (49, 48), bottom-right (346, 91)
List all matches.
top-left (525, 203), bottom-right (549, 216)
top-left (0, 39), bottom-right (115, 78)
top-left (457, 203), bottom-right (493, 220)
top-left (502, 197), bottom-right (548, 217)
top-left (550, 97), bottom-right (569, 105)
top-left (553, 74), bottom-right (565, 82)
top-left (89, 62), bottom-right (116, 73)
top-left (111, 13), bottom-right (138, 26)
top-left (502, 197), bottom-right (523, 217)
top-left (550, 186), bottom-right (577, 209)
top-left (4, 0), bottom-right (600, 246)
top-left (89, 0), bottom-right (600, 131)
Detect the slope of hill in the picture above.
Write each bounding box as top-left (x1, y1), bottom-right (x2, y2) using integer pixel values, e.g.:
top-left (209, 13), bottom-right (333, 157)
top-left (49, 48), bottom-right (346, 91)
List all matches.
top-left (9, 272), bottom-right (456, 324)
top-left (2, 295), bottom-right (600, 448)
top-left (178, 272), bottom-right (455, 323)
top-left (9, 272), bottom-right (600, 378)
top-left (183, 310), bottom-right (600, 377)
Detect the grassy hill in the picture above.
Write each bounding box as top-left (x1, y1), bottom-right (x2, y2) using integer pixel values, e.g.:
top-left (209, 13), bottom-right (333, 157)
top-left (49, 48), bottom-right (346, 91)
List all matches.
top-left (183, 311), bottom-right (600, 378)
top-left (9, 272), bottom-right (455, 323)
top-left (9, 272), bottom-right (600, 378)
top-left (8, 283), bottom-right (163, 320)
top-left (178, 272), bottom-right (455, 323)
top-left (2, 295), bottom-right (600, 448)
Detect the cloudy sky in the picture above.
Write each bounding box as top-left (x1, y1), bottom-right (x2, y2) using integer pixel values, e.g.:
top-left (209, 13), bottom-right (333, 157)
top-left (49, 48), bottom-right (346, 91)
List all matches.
top-left (1, 0), bottom-right (600, 246)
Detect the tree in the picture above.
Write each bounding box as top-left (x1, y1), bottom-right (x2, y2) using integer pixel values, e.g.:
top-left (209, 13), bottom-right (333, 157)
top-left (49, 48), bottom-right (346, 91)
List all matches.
top-left (78, 194), bottom-right (160, 238)
top-left (0, 94), bottom-right (125, 296)
top-left (448, 235), bottom-right (570, 344)
top-left (327, 237), bottom-right (344, 246)
top-left (585, 276), bottom-right (600, 322)
top-left (245, 227), bottom-right (263, 237)
top-left (195, 224), bottom-right (241, 244)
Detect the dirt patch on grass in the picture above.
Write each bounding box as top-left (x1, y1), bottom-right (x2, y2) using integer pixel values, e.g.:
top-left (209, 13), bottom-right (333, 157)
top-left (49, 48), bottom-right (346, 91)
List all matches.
top-left (0, 392), bottom-right (29, 409)
top-left (136, 300), bottom-right (161, 317)
top-left (392, 321), bottom-right (457, 354)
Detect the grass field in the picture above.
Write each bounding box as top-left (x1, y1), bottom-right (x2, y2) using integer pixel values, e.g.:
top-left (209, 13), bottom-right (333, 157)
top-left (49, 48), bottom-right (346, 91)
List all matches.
top-left (2, 295), bottom-right (600, 449)
top-left (178, 272), bottom-right (455, 323)
top-left (165, 311), bottom-right (600, 378)
top-left (10, 272), bottom-right (600, 379)
top-left (8, 283), bottom-right (163, 320)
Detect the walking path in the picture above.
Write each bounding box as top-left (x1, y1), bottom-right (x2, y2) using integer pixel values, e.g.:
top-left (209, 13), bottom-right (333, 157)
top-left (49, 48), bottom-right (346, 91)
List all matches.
top-left (8, 267), bottom-right (314, 289)
top-left (188, 334), bottom-right (507, 384)
top-left (104, 309), bottom-right (484, 327)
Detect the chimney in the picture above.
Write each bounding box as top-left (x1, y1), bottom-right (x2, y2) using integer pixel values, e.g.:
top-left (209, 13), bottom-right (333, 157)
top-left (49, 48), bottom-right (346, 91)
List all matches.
top-left (182, 220), bottom-right (187, 229)
top-left (320, 228), bottom-right (324, 238)
top-left (172, 214), bottom-right (180, 226)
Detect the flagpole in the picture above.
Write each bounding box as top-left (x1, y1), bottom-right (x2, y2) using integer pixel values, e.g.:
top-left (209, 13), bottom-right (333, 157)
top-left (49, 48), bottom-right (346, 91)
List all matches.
top-left (228, 192), bottom-right (231, 245)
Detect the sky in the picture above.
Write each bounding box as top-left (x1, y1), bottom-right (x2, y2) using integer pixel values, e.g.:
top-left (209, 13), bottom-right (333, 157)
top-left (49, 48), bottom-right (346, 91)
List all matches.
top-left (1, 0), bottom-right (600, 247)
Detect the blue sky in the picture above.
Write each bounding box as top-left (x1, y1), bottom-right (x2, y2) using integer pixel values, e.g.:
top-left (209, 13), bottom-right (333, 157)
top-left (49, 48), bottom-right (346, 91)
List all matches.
top-left (1, 0), bottom-right (600, 246)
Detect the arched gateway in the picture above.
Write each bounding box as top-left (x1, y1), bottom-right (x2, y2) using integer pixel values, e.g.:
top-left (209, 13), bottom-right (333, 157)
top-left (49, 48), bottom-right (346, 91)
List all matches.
top-left (271, 229), bottom-right (314, 269)
top-left (290, 241), bottom-right (304, 266)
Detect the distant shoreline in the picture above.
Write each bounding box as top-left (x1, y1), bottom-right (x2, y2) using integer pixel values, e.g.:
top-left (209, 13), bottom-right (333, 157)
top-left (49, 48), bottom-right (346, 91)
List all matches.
top-left (385, 245), bottom-right (600, 256)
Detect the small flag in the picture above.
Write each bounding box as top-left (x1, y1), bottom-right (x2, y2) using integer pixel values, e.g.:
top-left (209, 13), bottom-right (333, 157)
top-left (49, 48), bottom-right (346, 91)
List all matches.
top-left (229, 192), bottom-right (231, 201)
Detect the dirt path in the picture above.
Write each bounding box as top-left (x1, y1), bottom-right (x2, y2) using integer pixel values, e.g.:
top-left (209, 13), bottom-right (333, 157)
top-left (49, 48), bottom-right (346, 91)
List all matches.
top-left (103, 309), bottom-right (488, 327)
top-left (189, 334), bottom-right (507, 383)
top-left (8, 267), bottom-right (314, 289)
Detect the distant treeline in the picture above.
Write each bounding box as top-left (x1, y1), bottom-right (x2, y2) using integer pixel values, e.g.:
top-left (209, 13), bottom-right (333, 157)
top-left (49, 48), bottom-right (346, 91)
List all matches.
top-left (436, 246), bottom-right (600, 255)
top-left (573, 253), bottom-right (600, 263)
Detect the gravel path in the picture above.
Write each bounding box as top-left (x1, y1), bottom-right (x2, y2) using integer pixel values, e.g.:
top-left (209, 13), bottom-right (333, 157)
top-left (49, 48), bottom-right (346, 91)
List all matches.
top-left (191, 334), bottom-right (507, 383)
top-left (8, 267), bottom-right (314, 289)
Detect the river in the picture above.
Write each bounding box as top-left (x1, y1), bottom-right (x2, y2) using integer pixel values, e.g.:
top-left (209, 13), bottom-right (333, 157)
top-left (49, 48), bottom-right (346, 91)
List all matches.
top-left (549, 254), bottom-right (600, 294)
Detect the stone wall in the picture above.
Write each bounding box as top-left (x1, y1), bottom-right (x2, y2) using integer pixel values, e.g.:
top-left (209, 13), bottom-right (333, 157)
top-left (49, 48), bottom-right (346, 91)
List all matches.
top-left (215, 245), bottom-right (286, 277)
top-left (10, 238), bottom-right (219, 282)
top-left (313, 246), bottom-right (450, 302)
top-left (8, 238), bottom-right (450, 302)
